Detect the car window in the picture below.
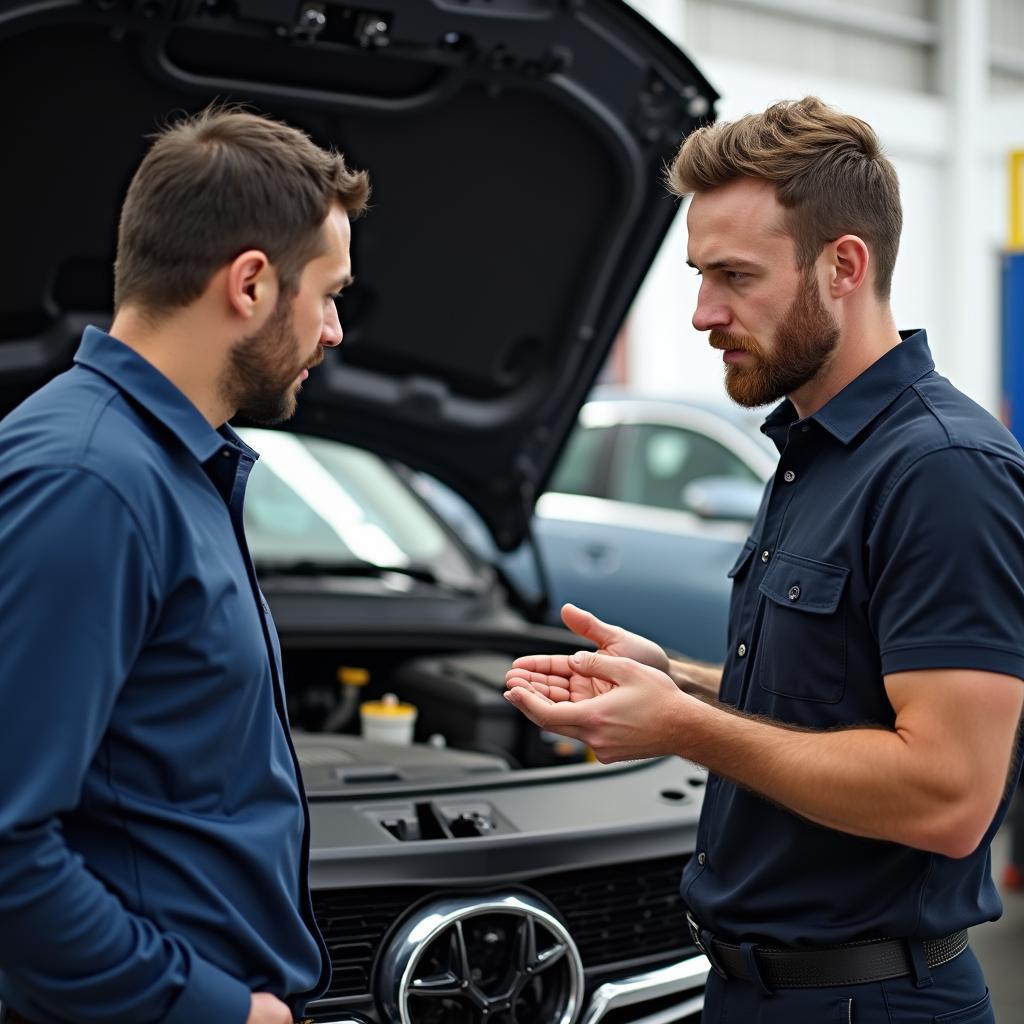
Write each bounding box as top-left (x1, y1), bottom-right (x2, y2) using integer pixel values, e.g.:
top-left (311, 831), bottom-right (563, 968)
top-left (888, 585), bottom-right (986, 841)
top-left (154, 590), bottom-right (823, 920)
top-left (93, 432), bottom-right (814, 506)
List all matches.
top-left (609, 423), bottom-right (760, 511)
top-left (547, 423), bottom-right (612, 497)
top-left (240, 428), bottom-right (467, 571)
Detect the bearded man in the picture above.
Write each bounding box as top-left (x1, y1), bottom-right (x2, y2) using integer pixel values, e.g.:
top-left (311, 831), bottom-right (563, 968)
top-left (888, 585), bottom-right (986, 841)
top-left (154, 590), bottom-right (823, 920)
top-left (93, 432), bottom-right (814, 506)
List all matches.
top-left (505, 97), bottom-right (1024, 1023)
top-left (0, 107), bottom-right (367, 1024)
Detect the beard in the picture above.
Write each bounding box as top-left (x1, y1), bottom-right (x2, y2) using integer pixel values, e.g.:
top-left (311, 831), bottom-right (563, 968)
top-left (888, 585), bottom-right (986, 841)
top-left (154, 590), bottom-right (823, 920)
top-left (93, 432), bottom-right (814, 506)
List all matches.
top-left (712, 268), bottom-right (840, 409)
top-left (223, 295), bottom-right (322, 425)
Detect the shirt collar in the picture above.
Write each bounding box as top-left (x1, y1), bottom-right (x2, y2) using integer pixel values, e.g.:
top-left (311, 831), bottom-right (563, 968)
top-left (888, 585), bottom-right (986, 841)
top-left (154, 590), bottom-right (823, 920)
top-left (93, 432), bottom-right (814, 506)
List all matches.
top-left (762, 329), bottom-right (934, 448)
top-left (74, 325), bottom-right (256, 464)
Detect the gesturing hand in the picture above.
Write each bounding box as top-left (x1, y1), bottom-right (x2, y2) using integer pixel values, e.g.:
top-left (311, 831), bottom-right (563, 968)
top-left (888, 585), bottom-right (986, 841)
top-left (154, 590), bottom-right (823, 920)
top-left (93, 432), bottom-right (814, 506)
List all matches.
top-left (247, 993), bottom-right (293, 1024)
top-left (504, 603), bottom-right (670, 704)
top-left (504, 650), bottom-right (687, 763)
top-left (561, 603), bottom-right (670, 672)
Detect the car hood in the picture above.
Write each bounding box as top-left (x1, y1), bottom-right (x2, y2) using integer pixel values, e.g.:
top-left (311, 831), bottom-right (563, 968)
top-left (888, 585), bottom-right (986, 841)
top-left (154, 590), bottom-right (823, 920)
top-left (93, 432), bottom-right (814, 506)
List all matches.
top-left (0, 0), bottom-right (715, 550)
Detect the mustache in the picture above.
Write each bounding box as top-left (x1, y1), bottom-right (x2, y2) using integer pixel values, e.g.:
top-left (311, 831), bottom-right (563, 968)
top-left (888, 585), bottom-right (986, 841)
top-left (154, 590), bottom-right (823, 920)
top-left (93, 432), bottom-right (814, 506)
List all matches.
top-left (709, 330), bottom-right (760, 354)
top-left (305, 347), bottom-right (326, 371)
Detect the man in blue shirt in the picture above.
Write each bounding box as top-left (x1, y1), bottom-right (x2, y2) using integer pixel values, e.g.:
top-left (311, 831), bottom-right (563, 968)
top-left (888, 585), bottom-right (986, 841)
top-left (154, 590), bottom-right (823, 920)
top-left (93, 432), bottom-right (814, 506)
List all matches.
top-left (505, 98), bottom-right (1024, 1022)
top-left (0, 107), bottom-right (368, 1024)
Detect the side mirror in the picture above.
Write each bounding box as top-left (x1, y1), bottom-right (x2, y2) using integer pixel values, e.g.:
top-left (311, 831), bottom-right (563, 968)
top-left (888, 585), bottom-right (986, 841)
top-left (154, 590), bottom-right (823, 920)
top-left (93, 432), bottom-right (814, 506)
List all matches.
top-left (681, 476), bottom-right (763, 522)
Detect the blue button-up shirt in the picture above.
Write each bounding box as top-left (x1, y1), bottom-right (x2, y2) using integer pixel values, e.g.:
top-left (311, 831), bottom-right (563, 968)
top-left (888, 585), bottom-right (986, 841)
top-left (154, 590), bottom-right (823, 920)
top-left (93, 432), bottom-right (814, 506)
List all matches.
top-left (682, 331), bottom-right (1024, 946)
top-left (0, 328), bottom-right (329, 1023)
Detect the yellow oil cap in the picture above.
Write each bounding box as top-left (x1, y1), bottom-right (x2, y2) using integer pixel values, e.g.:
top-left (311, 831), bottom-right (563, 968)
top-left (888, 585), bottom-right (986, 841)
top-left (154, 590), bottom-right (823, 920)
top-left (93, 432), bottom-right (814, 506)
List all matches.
top-left (360, 692), bottom-right (417, 718)
top-left (338, 666), bottom-right (370, 687)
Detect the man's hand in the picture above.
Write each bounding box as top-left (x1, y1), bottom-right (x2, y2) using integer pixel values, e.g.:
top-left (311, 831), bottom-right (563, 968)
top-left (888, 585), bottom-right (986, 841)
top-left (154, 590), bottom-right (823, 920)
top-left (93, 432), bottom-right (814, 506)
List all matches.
top-left (505, 650), bottom-right (687, 763)
top-left (505, 603), bottom-right (670, 704)
top-left (247, 993), bottom-right (293, 1024)
top-left (560, 603), bottom-right (671, 672)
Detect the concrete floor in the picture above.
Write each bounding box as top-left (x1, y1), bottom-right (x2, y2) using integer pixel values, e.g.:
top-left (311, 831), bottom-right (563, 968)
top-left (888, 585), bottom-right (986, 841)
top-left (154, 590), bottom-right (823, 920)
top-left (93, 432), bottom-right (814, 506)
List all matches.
top-left (971, 826), bottom-right (1023, 1022)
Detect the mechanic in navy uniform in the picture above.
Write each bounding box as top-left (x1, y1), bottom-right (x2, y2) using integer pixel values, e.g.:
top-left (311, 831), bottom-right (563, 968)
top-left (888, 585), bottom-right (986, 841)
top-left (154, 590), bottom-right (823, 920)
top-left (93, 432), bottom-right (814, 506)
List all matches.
top-left (0, 108), bottom-right (367, 1024)
top-left (505, 97), bottom-right (1024, 1022)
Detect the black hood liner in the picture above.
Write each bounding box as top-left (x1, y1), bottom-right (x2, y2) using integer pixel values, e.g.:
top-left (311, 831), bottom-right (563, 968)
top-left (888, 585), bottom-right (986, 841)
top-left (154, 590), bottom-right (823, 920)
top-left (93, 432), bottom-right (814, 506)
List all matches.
top-left (0, 0), bottom-right (716, 549)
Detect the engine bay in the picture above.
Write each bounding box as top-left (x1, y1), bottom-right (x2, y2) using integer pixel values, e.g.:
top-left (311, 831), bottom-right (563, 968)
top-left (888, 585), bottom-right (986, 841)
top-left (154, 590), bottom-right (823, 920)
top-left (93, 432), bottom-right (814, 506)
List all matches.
top-left (284, 646), bottom-right (591, 780)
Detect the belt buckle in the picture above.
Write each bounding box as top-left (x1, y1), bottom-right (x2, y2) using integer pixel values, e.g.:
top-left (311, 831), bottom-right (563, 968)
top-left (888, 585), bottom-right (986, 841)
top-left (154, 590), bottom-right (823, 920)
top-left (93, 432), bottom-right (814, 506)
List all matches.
top-left (686, 911), bottom-right (728, 980)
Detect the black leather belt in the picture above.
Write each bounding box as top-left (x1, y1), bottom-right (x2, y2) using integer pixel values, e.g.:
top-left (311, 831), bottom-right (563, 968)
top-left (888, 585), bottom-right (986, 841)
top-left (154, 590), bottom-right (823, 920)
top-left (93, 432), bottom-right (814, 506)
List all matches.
top-left (687, 912), bottom-right (969, 989)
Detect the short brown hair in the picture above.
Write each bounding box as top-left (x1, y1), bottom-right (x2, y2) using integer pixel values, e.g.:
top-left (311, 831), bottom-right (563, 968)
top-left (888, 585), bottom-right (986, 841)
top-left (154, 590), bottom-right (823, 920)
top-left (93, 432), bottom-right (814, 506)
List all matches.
top-left (114, 104), bottom-right (370, 317)
top-left (668, 97), bottom-right (901, 298)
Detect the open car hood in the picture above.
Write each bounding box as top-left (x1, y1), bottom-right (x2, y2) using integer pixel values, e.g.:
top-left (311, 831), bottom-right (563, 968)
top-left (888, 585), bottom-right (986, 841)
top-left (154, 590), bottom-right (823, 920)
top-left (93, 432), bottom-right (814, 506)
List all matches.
top-left (0, 0), bottom-right (716, 550)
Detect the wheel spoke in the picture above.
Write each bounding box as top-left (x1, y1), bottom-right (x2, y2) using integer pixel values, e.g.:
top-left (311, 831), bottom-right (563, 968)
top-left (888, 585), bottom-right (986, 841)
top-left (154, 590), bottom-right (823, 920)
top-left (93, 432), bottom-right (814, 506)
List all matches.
top-left (408, 970), bottom-right (464, 999)
top-left (514, 915), bottom-right (537, 972)
top-left (454, 919), bottom-right (472, 978)
top-left (531, 940), bottom-right (568, 974)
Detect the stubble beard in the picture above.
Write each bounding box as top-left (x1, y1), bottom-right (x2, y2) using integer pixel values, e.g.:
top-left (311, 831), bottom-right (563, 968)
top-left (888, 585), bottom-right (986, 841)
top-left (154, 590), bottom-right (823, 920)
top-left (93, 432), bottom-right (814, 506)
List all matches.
top-left (224, 296), bottom-right (320, 425)
top-left (714, 269), bottom-right (841, 409)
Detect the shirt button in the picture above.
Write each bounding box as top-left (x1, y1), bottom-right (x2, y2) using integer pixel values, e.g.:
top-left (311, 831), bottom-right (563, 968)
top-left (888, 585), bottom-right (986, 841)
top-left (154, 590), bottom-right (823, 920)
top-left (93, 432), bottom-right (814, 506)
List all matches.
top-left (788, 585), bottom-right (801, 601)
top-left (221, 449), bottom-right (231, 458)
top-left (737, 643), bottom-right (747, 658)
top-left (783, 469), bottom-right (796, 483)
top-left (698, 852), bottom-right (707, 866)
top-left (761, 549), bottom-right (770, 563)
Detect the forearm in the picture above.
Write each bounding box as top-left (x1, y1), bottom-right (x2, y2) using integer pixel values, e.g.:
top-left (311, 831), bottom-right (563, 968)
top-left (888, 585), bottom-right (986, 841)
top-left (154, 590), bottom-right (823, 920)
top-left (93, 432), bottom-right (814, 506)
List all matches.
top-left (513, 649), bottom-right (1018, 857)
top-left (679, 699), bottom-right (984, 857)
top-left (668, 658), bottom-right (723, 701)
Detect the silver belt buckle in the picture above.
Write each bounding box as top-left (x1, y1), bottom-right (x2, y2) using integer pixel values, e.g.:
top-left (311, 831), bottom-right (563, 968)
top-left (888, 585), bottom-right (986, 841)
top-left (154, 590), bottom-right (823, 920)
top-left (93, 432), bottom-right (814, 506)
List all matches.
top-left (687, 911), bottom-right (729, 979)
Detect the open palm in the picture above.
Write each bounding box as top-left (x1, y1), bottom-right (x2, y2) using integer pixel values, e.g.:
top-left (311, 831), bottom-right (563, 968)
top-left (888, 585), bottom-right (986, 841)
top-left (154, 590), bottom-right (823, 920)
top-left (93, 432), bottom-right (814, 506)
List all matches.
top-left (505, 603), bottom-right (669, 704)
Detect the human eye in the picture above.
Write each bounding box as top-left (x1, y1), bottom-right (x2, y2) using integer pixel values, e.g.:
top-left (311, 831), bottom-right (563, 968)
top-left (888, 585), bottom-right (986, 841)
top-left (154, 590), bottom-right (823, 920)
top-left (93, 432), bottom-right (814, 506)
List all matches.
top-left (725, 270), bottom-right (747, 282)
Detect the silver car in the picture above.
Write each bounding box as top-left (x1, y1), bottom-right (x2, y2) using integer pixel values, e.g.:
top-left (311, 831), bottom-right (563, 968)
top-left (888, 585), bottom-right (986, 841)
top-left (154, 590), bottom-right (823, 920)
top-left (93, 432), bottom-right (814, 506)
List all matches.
top-left (507, 393), bottom-right (778, 660)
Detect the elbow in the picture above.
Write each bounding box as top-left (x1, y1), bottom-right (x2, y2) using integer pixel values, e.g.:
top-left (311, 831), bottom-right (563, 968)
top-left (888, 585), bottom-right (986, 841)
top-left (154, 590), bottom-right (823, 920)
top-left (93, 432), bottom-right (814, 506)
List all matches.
top-left (895, 750), bottom-right (1007, 859)
top-left (911, 800), bottom-right (996, 860)
top-left (930, 829), bottom-right (986, 861)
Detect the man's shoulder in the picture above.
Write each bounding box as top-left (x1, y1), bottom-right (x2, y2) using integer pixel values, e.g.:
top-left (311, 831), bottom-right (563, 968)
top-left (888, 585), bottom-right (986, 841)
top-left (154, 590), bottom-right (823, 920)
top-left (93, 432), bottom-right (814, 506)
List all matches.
top-left (889, 371), bottom-right (1023, 466)
top-left (0, 365), bottom-right (169, 488)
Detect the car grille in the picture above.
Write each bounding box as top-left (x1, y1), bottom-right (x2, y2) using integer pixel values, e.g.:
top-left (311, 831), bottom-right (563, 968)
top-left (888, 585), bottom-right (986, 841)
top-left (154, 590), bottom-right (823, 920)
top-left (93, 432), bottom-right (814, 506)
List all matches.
top-left (312, 855), bottom-right (693, 1001)
top-left (529, 856), bottom-right (693, 968)
top-left (313, 888), bottom-right (421, 999)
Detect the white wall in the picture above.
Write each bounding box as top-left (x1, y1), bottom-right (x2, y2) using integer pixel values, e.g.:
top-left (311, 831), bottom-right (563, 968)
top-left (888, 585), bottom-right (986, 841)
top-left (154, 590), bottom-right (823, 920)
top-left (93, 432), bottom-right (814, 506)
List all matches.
top-left (625, 0), bottom-right (1019, 416)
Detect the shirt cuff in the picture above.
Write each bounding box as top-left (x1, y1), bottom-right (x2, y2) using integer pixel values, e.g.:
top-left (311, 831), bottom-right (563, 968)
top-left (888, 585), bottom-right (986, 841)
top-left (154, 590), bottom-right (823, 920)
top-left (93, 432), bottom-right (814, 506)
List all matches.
top-left (880, 642), bottom-right (1024, 680)
top-left (163, 953), bottom-right (252, 1024)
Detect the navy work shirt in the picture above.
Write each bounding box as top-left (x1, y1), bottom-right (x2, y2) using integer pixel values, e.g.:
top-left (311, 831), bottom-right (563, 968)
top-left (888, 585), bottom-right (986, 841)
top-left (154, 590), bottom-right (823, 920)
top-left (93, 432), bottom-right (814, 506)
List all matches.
top-left (682, 331), bottom-right (1024, 946)
top-left (0, 328), bottom-right (329, 1023)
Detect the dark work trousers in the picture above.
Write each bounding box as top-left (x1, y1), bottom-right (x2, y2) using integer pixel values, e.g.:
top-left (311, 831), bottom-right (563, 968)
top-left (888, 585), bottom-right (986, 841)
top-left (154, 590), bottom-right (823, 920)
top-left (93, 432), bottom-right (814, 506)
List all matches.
top-left (701, 944), bottom-right (994, 1023)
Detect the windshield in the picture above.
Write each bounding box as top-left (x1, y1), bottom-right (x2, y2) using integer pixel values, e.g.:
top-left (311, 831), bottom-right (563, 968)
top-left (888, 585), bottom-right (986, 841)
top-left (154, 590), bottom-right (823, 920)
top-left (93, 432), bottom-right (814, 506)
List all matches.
top-left (238, 428), bottom-right (484, 589)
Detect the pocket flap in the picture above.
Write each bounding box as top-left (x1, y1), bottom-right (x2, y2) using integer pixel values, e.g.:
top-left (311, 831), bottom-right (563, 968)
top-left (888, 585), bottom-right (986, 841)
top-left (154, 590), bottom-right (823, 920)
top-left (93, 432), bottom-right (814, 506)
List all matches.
top-left (759, 550), bottom-right (848, 614)
top-left (727, 537), bottom-right (757, 578)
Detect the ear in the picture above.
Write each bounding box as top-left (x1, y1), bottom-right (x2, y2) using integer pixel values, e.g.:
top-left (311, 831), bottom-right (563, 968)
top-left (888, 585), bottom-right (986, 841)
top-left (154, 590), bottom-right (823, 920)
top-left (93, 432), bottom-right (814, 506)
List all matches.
top-left (827, 234), bottom-right (870, 299)
top-left (225, 249), bottom-right (277, 321)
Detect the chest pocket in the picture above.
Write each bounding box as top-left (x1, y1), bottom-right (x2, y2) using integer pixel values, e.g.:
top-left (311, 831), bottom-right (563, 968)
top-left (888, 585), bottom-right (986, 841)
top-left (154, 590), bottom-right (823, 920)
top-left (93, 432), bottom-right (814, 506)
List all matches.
top-left (716, 538), bottom-right (758, 707)
top-left (728, 538), bottom-right (756, 580)
top-left (756, 550), bottom-right (849, 703)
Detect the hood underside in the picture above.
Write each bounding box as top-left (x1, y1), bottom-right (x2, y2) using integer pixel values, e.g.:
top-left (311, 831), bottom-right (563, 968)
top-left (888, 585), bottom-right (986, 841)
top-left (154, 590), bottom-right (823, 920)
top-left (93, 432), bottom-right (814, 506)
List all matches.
top-left (0, 0), bottom-right (716, 549)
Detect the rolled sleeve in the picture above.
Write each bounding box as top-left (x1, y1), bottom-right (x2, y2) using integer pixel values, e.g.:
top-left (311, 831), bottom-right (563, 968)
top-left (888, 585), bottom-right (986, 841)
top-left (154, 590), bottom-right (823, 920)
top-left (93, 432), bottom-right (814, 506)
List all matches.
top-left (868, 446), bottom-right (1024, 680)
top-left (0, 467), bottom-right (249, 1024)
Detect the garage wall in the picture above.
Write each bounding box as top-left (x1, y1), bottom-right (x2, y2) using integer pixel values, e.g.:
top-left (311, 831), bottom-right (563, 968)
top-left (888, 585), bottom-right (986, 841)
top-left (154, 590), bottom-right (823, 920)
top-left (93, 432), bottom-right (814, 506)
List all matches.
top-left (672, 0), bottom-right (933, 92)
top-left (624, 0), bottom-right (1024, 419)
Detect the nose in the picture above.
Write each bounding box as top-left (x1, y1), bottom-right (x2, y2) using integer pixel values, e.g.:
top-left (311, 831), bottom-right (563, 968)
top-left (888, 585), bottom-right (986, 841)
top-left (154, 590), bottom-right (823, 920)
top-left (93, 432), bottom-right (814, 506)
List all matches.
top-left (322, 298), bottom-right (343, 348)
top-left (691, 280), bottom-right (731, 333)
